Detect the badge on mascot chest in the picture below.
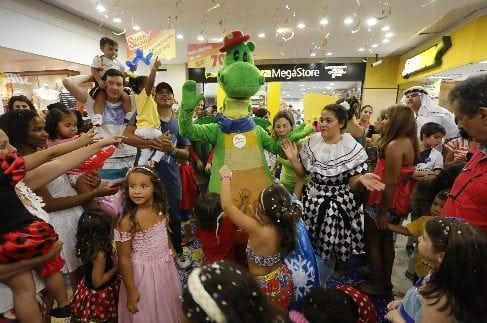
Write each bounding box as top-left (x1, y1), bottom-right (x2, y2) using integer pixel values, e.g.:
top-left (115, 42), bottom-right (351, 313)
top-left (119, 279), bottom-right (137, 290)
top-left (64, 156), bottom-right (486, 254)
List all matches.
top-left (232, 133), bottom-right (247, 149)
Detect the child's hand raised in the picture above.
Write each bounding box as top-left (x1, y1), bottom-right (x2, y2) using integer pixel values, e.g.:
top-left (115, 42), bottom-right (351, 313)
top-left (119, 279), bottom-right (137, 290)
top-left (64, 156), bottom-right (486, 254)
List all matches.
top-left (219, 165), bottom-right (232, 179)
top-left (77, 128), bottom-right (97, 146)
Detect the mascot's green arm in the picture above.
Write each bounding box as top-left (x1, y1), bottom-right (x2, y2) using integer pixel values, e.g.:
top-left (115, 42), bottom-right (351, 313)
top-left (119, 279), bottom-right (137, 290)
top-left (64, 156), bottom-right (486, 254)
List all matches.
top-left (259, 123), bottom-right (314, 155)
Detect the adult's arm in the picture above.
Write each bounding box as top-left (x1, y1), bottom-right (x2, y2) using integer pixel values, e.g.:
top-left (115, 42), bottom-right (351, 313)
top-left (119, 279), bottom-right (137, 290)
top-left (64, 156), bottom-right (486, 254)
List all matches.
top-left (282, 139), bottom-right (305, 177)
top-left (122, 124), bottom-right (153, 149)
top-left (36, 182), bottom-right (120, 212)
top-left (0, 241), bottom-right (62, 281)
top-left (23, 130), bottom-right (95, 171)
top-left (23, 136), bottom-right (122, 191)
top-left (62, 75), bottom-right (92, 103)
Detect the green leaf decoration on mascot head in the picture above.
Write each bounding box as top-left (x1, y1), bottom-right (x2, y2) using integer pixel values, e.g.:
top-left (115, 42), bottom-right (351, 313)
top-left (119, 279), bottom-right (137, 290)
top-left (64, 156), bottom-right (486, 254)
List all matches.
top-left (218, 31), bottom-right (265, 101)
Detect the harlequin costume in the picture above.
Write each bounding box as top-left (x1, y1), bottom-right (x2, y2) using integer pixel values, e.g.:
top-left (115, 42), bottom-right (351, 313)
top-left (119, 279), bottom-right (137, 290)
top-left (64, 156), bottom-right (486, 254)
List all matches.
top-left (71, 257), bottom-right (120, 322)
top-left (0, 154), bottom-right (64, 278)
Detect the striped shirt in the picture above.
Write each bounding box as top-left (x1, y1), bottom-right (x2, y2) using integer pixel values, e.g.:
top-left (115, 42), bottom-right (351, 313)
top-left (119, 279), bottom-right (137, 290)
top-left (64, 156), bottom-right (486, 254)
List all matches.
top-left (445, 137), bottom-right (477, 161)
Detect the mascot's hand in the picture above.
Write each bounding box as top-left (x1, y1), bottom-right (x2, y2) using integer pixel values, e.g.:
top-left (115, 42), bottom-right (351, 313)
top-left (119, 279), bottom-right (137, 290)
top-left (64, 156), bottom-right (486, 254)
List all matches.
top-left (181, 80), bottom-right (205, 113)
top-left (287, 123), bottom-right (314, 142)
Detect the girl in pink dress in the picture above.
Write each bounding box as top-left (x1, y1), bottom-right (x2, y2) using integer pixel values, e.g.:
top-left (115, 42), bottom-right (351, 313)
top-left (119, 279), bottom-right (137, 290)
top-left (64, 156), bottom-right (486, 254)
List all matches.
top-left (115, 166), bottom-right (182, 323)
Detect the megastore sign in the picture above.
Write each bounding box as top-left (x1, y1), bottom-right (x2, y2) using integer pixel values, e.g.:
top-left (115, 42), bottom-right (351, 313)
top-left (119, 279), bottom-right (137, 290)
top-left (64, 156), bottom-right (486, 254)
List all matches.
top-left (189, 63), bottom-right (366, 83)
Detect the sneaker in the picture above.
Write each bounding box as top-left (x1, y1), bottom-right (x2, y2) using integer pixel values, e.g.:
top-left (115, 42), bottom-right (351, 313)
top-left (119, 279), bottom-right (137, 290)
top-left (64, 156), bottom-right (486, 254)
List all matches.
top-left (177, 253), bottom-right (191, 269)
top-left (50, 304), bottom-right (71, 318)
top-left (92, 114), bottom-right (103, 126)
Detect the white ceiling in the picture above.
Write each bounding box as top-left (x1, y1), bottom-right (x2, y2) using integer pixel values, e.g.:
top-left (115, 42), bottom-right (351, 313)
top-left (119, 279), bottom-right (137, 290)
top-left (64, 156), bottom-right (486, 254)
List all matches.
top-left (0, 47), bottom-right (90, 73)
top-left (41, 0), bottom-right (487, 64)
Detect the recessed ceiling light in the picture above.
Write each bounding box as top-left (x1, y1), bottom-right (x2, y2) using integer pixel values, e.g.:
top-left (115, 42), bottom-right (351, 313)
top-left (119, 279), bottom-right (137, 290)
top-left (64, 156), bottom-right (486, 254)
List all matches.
top-left (197, 35), bottom-right (205, 41)
top-left (176, 34), bottom-right (184, 39)
top-left (297, 23), bottom-right (306, 29)
top-left (371, 44), bottom-right (378, 48)
top-left (385, 32), bottom-right (394, 38)
top-left (381, 25), bottom-right (390, 31)
top-left (344, 17), bottom-right (354, 25)
top-left (258, 33), bottom-right (265, 38)
top-left (132, 25), bottom-right (140, 31)
top-left (480, 61), bottom-right (487, 64)
top-left (310, 52), bottom-right (317, 57)
top-left (382, 38), bottom-right (390, 43)
top-left (299, 84), bottom-right (305, 87)
top-left (320, 18), bottom-right (329, 25)
top-left (366, 18), bottom-right (378, 26)
top-left (96, 3), bottom-right (106, 12)
top-left (330, 83), bottom-right (335, 85)
top-left (326, 52), bottom-right (333, 56)
top-left (112, 17), bottom-right (122, 23)
top-left (358, 47), bottom-right (365, 52)
top-left (276, 27), bottom-right (286, 34)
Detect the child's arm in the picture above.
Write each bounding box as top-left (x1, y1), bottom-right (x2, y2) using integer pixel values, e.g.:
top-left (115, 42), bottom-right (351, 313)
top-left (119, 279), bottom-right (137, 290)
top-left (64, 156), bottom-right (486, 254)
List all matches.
top-left (91, 251), bottom-right (118, 289)
top-left (23, 136), bottom-right (122, 191)
top-left (219, 165), bottom-right (261, 235)
top-left (386, 222), bottom-right (412, 236)
top-left (144, 57), bottom-right (160, 96)
top-left (116, 217), bottom-right (140, 314)
top-left (167, 226), bottom-right (178, 262)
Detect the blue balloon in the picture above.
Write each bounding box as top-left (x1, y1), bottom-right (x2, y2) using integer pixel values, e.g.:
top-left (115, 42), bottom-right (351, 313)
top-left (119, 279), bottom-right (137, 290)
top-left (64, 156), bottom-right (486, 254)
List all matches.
top-left (284, 219), bottom-right (320, 310)
top-left (125, 48), bottom-right (153, 72)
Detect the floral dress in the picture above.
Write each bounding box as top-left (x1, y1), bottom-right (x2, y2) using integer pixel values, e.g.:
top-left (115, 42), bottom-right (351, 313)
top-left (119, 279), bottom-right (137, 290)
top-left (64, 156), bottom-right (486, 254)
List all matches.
top-left (300, 133), bottom-right (368, 262)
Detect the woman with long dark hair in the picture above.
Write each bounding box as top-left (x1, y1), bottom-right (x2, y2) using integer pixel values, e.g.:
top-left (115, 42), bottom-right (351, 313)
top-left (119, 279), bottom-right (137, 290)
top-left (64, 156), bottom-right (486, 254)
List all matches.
top-left (362, 104), bottom-right (419, 295)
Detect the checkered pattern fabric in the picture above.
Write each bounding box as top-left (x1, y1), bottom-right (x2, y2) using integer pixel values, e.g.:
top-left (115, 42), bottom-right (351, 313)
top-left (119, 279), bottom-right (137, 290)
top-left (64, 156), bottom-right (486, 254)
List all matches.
top-left (302, 162), bottom-right (367, 262)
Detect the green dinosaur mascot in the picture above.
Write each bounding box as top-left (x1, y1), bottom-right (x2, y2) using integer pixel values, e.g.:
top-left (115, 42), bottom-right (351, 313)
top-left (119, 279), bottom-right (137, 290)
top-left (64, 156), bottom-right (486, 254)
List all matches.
top-left (179, 30), bottom-right (312, 210)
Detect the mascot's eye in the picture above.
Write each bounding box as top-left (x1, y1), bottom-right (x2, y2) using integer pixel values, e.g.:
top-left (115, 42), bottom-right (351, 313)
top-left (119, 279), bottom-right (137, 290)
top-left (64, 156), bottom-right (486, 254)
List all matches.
top-left (243, 52), bottom-right (248, 62)
top-left (233, 50), bottom-right (240, 61)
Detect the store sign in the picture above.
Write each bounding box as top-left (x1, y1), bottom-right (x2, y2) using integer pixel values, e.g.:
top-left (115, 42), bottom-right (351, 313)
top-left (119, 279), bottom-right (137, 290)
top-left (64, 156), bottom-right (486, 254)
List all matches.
top-left (402, 36), bottom-right (452, 79)
top-left (125, 29), bottom-right (176, 60)
top-left (187, 43), bottom-right (224, 68)
top-left (189, 63), bottom-right (365, 83)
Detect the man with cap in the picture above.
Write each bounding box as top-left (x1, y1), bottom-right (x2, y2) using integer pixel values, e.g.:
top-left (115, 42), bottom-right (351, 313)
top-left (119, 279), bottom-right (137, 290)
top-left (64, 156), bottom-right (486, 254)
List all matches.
top-left (402, 86), bottom-right (458, 141)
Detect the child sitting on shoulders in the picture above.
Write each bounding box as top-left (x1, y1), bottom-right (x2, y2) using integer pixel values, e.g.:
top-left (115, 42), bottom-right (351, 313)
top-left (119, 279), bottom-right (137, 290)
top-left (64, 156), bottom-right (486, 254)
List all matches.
top-left (413, 122), bottom-right (446, 180)
top-left (194, 189), bottom-right (250, 266)
top-left (289, 285), bottom-right (377, 323)
top-left (91, 37), bottom-right (131, 126)
top-left (387, 190), bottom-right (449, 282)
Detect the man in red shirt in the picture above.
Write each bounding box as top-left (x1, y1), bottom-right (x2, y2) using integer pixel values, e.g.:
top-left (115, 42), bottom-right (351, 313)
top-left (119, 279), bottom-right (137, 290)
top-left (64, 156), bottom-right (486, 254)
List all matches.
top-left (441, 74), bottom-right (487, 233)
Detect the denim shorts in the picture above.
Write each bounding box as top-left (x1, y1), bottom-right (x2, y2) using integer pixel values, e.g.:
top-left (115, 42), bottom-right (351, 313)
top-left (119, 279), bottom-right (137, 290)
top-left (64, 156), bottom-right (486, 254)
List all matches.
top-left (365, 205), bottom-right (401, 224)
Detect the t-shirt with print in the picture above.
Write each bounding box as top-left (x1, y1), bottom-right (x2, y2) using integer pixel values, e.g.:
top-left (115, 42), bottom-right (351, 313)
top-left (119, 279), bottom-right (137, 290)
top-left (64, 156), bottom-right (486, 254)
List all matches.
top-left (416, 148), bottom-right (443, 171)
top-left (406, 215), bottom-right (433, 277)
top-left (128, 112), bottom-right (190, 190)
top-left (83, 94), bottom-right (136, 158)
top-left (91, 55), bottom-right (125, 78)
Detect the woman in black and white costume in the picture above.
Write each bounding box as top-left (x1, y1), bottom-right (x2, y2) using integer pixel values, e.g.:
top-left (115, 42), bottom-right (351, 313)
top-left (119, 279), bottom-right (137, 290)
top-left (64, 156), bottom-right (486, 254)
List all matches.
top-left (283, 103), bottom-right (384, 282)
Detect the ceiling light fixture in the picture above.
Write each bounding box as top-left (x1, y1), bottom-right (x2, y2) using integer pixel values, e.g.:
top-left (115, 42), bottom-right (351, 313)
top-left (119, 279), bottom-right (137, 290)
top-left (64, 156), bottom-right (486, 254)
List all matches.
top-left (381, 25), bottom-right (390, 31)
top-left (176, 34), bottom-right (184, 39)
top-left (371, 44), bottom-right (378, 48)
top-left (344, 17), bottom-right (354, 25)
top-left (385, 32), bottom-right (394, 38)
top-left (297, 23), bottom-right (306, 29)
top-left (358, 47), bottom-right (365, 52)
top-left (96, 2), bottom-right (106, 12)
top-left (382, 38), bottom-right (390, 43)
top-left (132, 25), bottom-right (140, 31)
top-left (258, 33), bottom-right (266, 38)
top-left (113, 17), bottom-right (122, 23)
top-left (310, 52), bottom-right (317, 57)
top-left (326, 52), bottom-right (333, 56)
top-left (366, 18), bottom-right (378, 26)
top-left (197, 35), bottom-right (205, 41)
top-left (330, 83), bottom-right (335, 85)
top-left (320, 18), bottom-right (329, 25)
top-left (480, 61), bottom-right (487, 64)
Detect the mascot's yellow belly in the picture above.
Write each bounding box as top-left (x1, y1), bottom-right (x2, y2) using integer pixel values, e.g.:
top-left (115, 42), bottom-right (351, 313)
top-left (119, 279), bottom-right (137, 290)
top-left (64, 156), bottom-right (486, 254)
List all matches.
top-left (223, 129), bottom-right (272, 216)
